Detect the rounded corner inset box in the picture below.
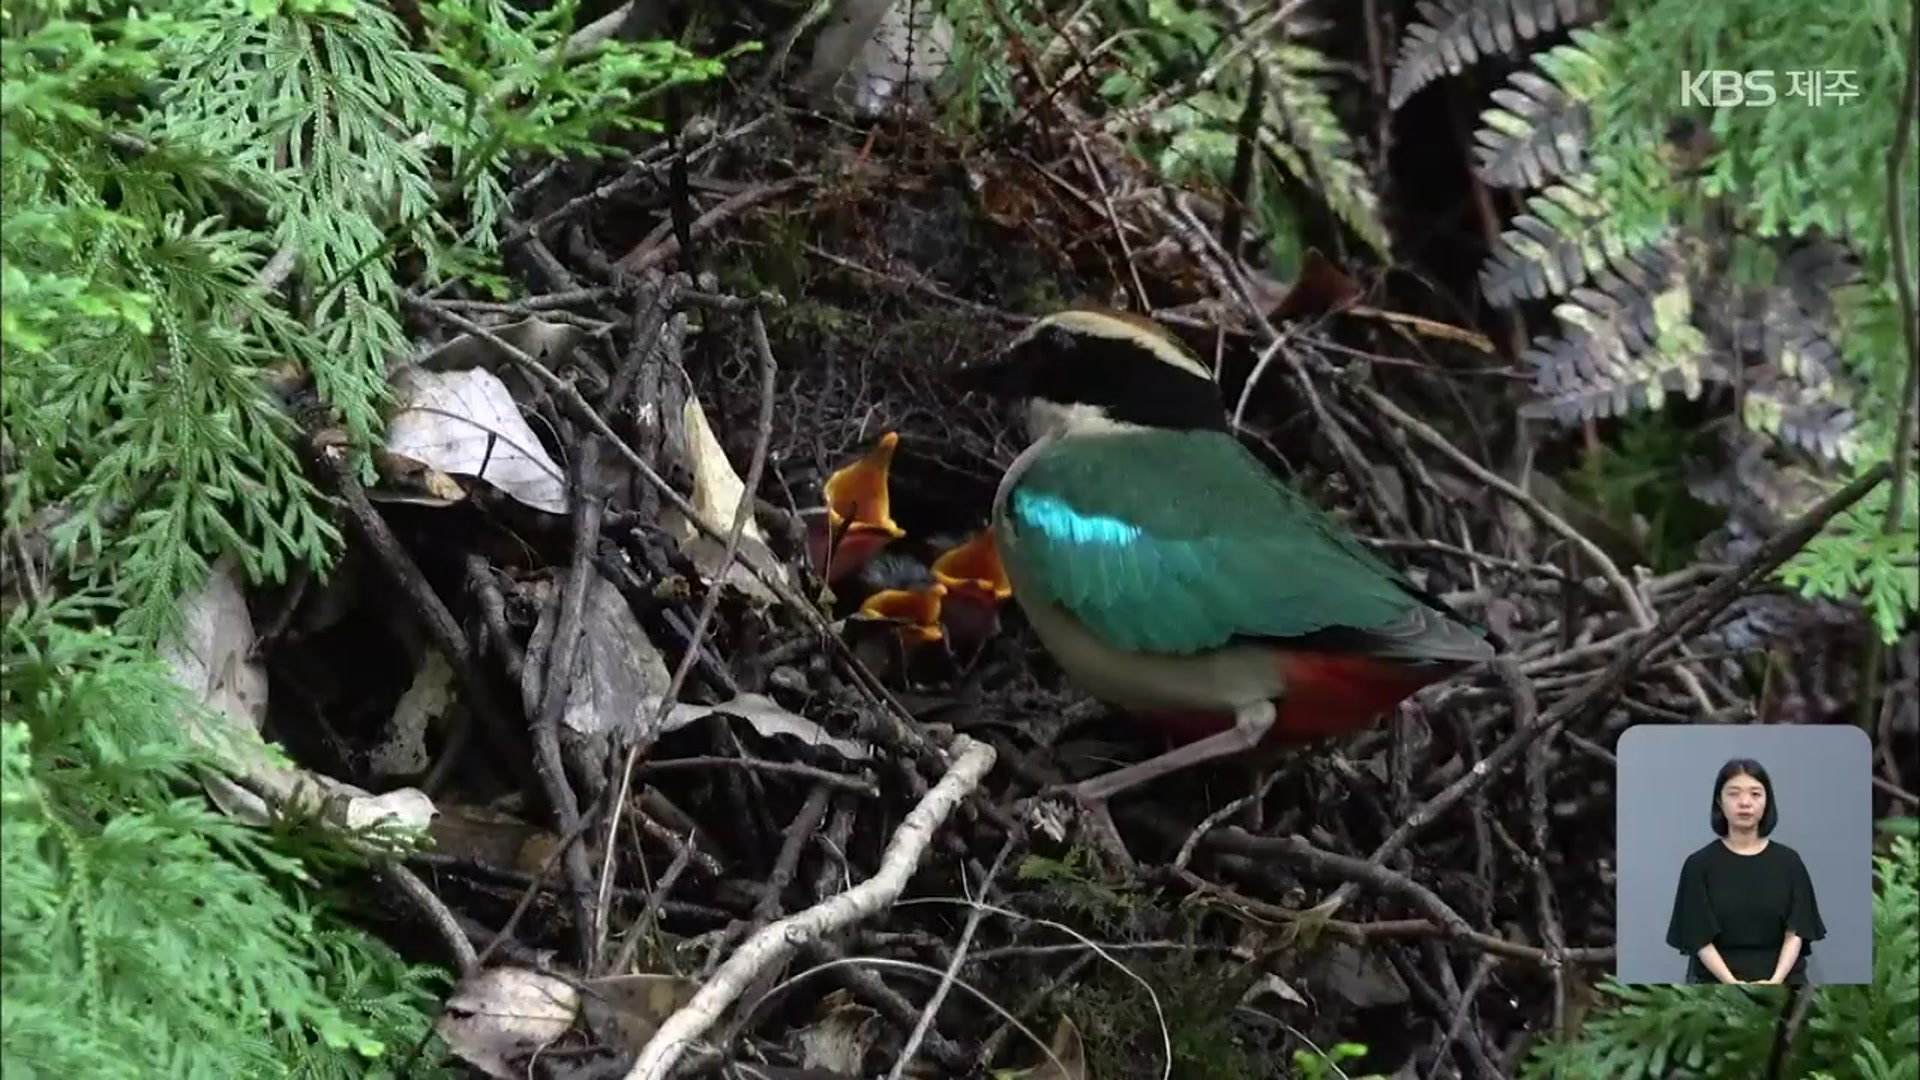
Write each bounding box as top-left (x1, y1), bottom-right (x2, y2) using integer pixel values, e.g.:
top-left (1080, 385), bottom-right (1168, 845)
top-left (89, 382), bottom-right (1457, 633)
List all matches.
top-left (1612, 723), bottom-right (1875, 986)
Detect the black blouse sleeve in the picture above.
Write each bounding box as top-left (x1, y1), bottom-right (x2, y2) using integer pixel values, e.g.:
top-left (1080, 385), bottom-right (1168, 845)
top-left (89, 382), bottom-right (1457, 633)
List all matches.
top-left (1781, 846), bottom-right (1827, 943)
top-left (1665, 849), bottom-right (1718, 953)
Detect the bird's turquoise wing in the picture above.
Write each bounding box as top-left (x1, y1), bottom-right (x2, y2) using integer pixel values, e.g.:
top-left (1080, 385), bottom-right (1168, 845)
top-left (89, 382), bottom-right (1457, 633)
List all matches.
top-left (1002, 429), bottom-right (1447, 656)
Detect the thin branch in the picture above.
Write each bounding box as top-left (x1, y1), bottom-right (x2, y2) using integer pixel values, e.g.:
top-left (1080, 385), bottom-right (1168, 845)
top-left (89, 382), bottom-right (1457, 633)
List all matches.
top-left (1356, 383), bottom-right (1717, 715)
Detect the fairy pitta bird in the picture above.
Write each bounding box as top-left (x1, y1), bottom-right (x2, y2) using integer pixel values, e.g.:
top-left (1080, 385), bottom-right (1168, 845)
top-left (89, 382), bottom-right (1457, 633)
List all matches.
top-left (950, 308), bottom-right (1498, 826)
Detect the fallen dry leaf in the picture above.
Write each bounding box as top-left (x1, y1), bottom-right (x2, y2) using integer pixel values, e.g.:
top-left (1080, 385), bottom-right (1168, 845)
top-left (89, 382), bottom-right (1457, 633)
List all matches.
top-left (384, 365), bottom-right (569, 515)
top-left (792, 988), bottom-right (881, 1074)
top-left (992, 1014), bottom-right (1087, 1080)
top-left (581, 972), bottom-right (701, 1054)
top-left (160, 558), bottom-right (437, 837)
top-left (428, 803), bottom-right (553, 868)
top-left (436, 966), bottom-right (580, 1080)
top-left (1323, 941), bottom-right (1409, 1008)
top-left (654, 692), bottom-right (873, 762)
top-left (802, 0), bottom-right (954, 118)
top-left (658, 393), bottom-right (785, 602)
top-left (371, 649), bottom-right (456, 781)
top-left (520, 571), bottom-right (674, 746)
top-left (413, 316), bottom-right (597, 376)
top-left (366, 446), bottom-right (469, 508)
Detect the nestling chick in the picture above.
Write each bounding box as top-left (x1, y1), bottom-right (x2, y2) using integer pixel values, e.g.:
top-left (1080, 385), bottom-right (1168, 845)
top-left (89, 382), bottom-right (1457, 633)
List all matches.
top-left (802, 431), bottom-right (907, 586)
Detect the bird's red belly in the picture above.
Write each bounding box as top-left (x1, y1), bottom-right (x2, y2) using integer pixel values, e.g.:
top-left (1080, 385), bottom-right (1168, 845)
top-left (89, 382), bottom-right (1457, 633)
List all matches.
top-left (1130, 651), bottom-right (1443, 745)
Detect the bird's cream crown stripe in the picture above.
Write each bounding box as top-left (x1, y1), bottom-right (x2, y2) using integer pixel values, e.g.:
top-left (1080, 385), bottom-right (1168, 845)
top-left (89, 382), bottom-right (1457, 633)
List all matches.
top-left (1017, 308), bottom-right (1213, 382)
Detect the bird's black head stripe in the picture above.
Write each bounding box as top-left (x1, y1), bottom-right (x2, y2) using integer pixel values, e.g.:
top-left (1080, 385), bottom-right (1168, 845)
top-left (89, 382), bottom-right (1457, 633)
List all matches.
top-left (1015, 323), bottom-right (1230, 432)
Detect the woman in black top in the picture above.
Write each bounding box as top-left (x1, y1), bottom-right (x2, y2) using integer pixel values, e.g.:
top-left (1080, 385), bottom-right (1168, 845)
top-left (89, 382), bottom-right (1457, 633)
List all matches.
top-left (1665, 758), bottom-right (1827, 984)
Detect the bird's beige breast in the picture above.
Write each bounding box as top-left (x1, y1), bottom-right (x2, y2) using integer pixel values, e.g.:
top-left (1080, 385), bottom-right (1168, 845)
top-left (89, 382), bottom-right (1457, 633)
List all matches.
top-left (1000, 542), bottom-right (1286, 712)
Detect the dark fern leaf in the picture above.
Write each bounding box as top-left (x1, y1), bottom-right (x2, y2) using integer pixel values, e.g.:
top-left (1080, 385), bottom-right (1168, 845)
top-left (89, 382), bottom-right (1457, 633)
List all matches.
top-left (1387, 0), bottom-right (1604, 109)
top-left (1741, 367), bottom-right (1863, 463)
top-left (1695, 592), bottom-right (1860, 654)
top-left (1776, 234), bottom-right (1863, 325)
top-left (1471, 36), bottom-right (1608, 188)
top-left (1516, 245), bottom-right (1718, 423)
top-left (1730, 288), bottom-right (1846, 394)
top-left (1480, 180), bottom-right (1668, 306)
top-left (1687, 437), bottom-right (1830, 536)
top-left (1473, 71), bottom-right (1589, 187)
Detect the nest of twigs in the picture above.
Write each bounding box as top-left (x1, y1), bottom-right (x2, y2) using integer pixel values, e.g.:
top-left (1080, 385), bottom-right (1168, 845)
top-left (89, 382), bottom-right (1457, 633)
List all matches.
top-left (242, 58), bottom-right (1918, 1080)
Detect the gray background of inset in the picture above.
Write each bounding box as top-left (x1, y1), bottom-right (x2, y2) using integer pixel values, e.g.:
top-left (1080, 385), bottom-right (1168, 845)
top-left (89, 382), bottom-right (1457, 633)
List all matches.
top-left (1614, 723), bottom-right (1874, 984)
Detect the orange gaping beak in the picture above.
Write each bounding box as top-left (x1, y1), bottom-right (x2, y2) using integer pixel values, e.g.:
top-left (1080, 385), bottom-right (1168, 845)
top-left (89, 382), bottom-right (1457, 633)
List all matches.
top-left (931, 529), bottom-right (1012, 646)
top-left (807, 432), bottom-right (909, 585)
top-left (856, 584), bottom-right (947, 646)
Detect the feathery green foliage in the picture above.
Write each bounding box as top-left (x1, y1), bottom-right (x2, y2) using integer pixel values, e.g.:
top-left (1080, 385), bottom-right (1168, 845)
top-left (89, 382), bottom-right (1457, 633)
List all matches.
top-left (1520, 833), bottom-right (1919, 1079)
top-left (1406, 0), bottom-right (1916, 640)
top-left (1585, 0), bottom-right (1916, 640)
top-left (2, 0), bottom-right (733, 1073)
top-left (3, 0), bottom-right (731, 635)
top-left (0, 603), bottom-right (453, 1077)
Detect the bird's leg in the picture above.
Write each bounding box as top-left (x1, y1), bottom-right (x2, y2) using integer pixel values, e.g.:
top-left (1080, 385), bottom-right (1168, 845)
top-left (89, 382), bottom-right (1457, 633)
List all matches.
top-left (1061, 701), bottom-right (1278, 867)
top-left (1071, 700), bottom-right (1277, 804)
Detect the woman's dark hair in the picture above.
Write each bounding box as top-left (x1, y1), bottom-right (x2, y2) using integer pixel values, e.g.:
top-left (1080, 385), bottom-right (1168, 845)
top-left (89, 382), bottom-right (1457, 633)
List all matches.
top-left (1709, 758), bottom-right (1779, 837)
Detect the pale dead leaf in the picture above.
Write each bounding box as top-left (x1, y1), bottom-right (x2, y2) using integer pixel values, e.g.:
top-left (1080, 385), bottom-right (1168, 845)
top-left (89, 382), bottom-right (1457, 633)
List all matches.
top-left (372, 649), bottom-right (456, 780)
top-left (159, 555), bottom-right (270, 750)
top-left (520, 572), bottom-right (673, 746)
top-left (1239, 972), bottom-right (1310, 1010)
top-left (581, 973), bottom-right (700, 1053)
top-left (658, 394), bottom-right (783, 602)
top-left (993, 1015), bottom-right (1087, 1080)
top-left (654, 692), bottom-right (873, 762)
top-left (437, 966), bottom-right (580, 1080)
top-left (802, 0), bottom-right (954, 118)
top-left (414, 317), bottom-right (598, 376)
top-left (794, 988), bottom-right (881, 1074)
top-left (384, 366), bottom-right (569, 515)
top-left (798, 0), bottom-right (892, 94)
top-left (344, 787), bottom-right (437, 831)
top-left (429, 803), bottom-right (551, 868)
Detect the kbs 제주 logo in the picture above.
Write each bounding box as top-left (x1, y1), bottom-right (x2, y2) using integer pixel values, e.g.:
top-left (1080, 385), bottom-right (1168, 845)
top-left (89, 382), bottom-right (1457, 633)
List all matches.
top-left (1681, 70), bottom-right (1860, 107)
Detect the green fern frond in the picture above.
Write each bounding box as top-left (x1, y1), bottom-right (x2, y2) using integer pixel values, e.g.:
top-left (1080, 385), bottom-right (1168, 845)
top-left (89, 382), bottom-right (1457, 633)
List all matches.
top-left (1091, 13), bottom-right (1387, 265)
top-left (1471, 31), bottom-right (1612, 188)
top-left (1264, 43), bottom-right (1392, 258)
top-left (1585, 0), bottom-right (1916, 343)
top-left (1388, 0), bottom-right (1604, 109)
top-left (1779, 480), bottom-right (1920, 645)
top-left (1480, 178), bottom-right (1671, 306)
